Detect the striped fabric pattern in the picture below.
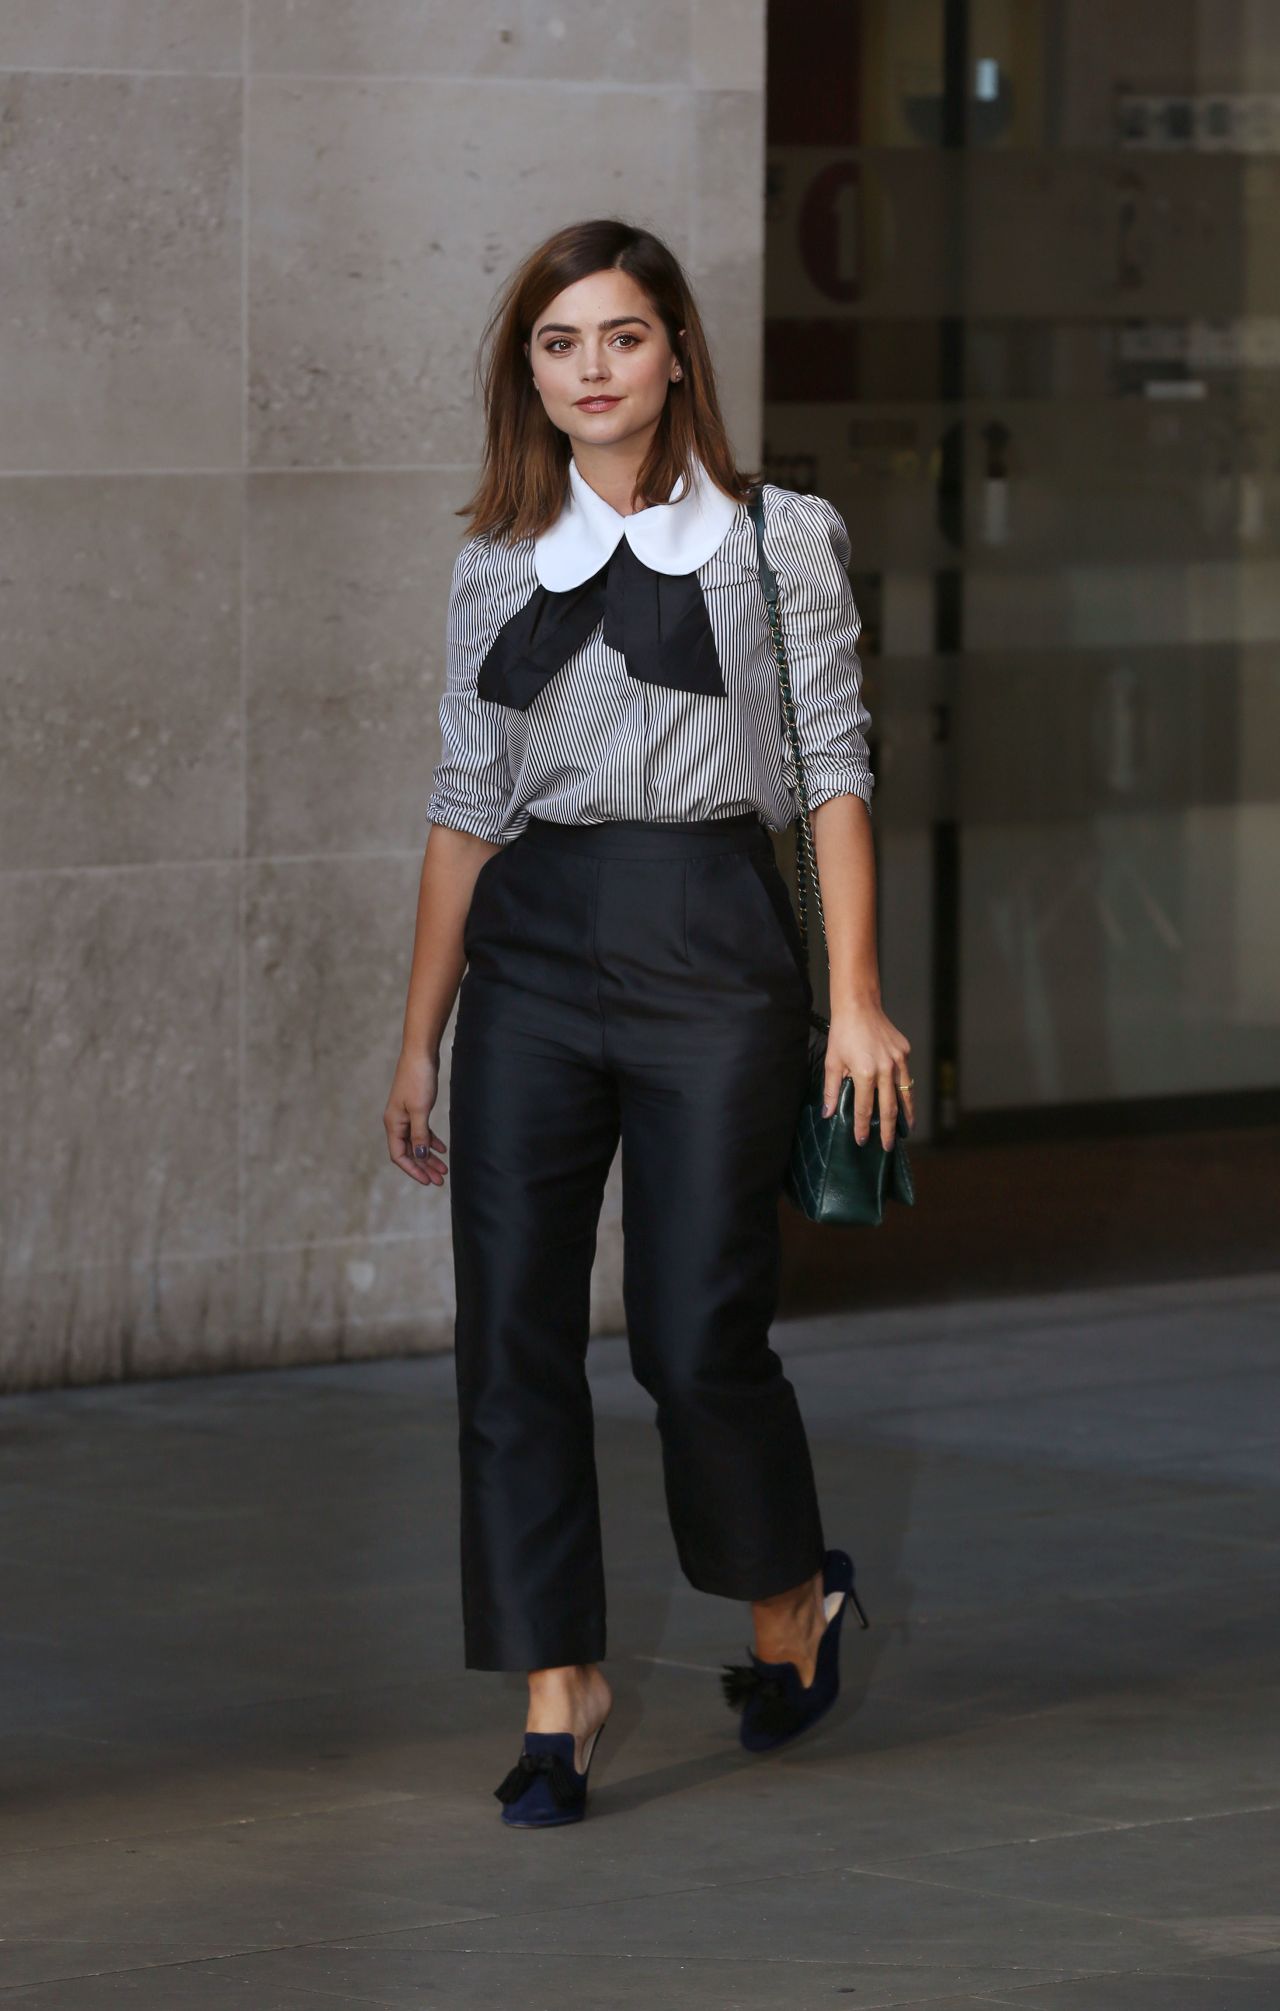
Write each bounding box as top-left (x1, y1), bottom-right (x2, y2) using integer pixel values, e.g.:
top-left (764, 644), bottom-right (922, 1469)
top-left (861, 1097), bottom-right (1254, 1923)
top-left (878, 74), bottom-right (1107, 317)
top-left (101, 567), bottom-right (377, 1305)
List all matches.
top-left (425, 483), bottom-right (875, 845)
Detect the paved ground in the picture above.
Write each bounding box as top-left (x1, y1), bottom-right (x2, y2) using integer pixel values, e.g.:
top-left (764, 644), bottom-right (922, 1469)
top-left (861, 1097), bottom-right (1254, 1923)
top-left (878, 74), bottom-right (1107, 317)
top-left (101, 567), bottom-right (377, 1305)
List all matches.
top-left (2, 1270), bottom-right (1278, 2008)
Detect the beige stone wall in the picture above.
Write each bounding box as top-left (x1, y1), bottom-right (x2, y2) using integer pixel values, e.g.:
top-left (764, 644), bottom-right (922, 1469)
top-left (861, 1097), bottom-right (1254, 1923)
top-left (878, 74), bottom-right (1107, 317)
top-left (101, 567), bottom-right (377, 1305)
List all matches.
top-left (0, 2), bottom-right (767, 1390)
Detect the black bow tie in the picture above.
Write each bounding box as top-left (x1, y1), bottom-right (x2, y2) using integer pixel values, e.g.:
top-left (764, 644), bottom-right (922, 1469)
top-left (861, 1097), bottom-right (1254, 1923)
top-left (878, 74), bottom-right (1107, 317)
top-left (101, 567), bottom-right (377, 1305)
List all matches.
top-left (476, 534), bottom-right (727, 712)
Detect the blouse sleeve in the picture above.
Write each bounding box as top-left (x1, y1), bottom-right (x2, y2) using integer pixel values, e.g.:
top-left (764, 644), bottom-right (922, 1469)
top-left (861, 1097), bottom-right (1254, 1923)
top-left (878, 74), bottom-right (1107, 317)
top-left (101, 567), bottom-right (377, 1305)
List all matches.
top-left (764, 489), bottom-right (875, 815)
top-left (424, 540), bottom-right (515, 844)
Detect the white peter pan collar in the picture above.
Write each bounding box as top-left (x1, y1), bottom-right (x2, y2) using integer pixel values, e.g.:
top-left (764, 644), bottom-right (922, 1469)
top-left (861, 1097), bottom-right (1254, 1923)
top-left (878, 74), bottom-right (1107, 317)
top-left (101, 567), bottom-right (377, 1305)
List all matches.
top-left (533, 453), bottom-right (740, 592)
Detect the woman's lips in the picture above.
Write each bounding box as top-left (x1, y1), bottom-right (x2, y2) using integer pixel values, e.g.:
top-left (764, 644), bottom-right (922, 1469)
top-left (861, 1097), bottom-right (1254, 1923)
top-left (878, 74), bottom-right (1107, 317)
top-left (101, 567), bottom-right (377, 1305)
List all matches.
top-left (575, 396), bottom-right (621, 410)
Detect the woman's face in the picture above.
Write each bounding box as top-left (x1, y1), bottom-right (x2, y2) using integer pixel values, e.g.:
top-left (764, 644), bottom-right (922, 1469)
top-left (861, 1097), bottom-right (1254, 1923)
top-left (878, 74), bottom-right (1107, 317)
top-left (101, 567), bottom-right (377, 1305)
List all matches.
top-left (525, 267), bottom-right (683, 456)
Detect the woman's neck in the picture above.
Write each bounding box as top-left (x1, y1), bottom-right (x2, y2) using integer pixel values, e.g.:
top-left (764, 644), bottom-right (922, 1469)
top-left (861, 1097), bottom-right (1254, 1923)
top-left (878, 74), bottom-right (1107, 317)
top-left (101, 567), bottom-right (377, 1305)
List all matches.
top-left (570, 436), bottom-right (660, 518)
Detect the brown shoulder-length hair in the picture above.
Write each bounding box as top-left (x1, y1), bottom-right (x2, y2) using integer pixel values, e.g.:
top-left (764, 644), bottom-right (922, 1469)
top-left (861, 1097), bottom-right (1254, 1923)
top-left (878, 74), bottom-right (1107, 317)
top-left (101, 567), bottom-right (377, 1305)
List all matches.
top-left (458, 218), bottom-right (759, 542)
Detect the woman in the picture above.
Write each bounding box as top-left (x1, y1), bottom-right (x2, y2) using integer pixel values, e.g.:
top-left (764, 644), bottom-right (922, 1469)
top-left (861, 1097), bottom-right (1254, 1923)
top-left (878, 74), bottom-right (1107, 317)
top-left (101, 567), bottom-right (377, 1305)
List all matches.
top-left (384, 217), bottom-right (914, 1828)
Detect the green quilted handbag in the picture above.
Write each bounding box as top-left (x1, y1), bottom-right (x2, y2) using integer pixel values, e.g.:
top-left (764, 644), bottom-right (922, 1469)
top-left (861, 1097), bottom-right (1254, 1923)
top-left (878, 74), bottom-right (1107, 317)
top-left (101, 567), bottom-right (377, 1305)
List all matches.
top-left (748, 485), bottom-right (917, 1227)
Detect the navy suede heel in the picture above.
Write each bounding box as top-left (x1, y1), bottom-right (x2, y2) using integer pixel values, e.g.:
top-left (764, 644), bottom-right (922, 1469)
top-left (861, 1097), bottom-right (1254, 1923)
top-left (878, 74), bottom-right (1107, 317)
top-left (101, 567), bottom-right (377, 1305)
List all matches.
top-left (494, 1717), bottom-right (608, 1827)
top-left (720, 1547), bottom-right (869, 1753)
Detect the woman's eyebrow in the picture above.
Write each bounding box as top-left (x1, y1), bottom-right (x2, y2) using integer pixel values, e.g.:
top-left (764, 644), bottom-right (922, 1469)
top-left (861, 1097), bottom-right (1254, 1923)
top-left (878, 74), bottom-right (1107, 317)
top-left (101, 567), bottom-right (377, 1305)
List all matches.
top-left (534, 316), bottom-right (653, 338)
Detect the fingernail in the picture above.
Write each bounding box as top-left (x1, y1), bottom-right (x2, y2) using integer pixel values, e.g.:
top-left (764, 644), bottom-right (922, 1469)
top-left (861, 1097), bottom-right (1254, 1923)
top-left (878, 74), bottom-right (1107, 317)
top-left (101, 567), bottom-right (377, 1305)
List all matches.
top-left (413, 1144), bottom-right (427, 1159)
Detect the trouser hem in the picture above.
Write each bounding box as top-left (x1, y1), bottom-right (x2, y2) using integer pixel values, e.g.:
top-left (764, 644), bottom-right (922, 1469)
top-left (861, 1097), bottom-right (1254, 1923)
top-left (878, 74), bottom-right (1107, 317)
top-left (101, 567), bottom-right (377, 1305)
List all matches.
top-left (675, 1535), bottom-right (827, 1606)
top-left (463, 1637), bottom-right (609, 1674)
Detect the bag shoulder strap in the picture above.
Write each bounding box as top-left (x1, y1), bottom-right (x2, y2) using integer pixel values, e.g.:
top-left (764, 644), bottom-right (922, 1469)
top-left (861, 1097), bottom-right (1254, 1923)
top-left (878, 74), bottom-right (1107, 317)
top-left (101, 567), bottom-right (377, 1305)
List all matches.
top-left (747, 485), bottom-right (828, 975)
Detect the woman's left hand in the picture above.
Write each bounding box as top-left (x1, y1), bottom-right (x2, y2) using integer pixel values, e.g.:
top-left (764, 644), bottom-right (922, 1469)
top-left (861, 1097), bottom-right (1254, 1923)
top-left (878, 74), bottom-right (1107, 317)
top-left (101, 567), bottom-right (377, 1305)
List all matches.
top-left (822, 1001), bottom-right (914, 1146)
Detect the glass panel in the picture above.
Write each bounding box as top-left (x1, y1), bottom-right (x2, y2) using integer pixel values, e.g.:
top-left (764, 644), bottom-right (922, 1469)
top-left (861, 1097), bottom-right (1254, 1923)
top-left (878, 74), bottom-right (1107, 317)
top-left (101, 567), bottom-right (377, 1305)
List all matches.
top-left (765, 0), bottom-right (1280, 1136)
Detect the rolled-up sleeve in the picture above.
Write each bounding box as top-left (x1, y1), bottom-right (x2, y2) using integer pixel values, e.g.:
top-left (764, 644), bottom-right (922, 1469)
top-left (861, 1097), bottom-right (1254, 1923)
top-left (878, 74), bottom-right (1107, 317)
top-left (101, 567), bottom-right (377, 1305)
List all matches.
top-left (765, 490), bottom-right (875, 815)
top-left (425, 540), bottom-right (515, 844)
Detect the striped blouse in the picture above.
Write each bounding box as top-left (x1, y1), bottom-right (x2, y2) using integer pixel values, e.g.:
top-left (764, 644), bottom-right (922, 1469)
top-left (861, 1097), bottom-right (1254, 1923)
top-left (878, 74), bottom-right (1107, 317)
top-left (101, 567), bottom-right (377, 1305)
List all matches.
top-left (425, 455), bottom-right (875, 846)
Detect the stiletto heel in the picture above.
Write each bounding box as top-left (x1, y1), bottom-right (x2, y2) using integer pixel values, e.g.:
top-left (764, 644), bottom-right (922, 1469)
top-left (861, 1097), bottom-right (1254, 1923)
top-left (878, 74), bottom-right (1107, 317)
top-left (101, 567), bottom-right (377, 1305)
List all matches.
top-left (494, 1715), bottom-right (609, 1828)
top-left (720, 1548), bottom-right (869, 1753)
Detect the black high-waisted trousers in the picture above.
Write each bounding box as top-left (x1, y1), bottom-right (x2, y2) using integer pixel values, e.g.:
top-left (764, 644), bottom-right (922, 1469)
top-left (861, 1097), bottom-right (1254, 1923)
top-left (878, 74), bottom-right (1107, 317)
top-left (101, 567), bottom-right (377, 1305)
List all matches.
top-left (447, 810), bottom-right (827, 1671)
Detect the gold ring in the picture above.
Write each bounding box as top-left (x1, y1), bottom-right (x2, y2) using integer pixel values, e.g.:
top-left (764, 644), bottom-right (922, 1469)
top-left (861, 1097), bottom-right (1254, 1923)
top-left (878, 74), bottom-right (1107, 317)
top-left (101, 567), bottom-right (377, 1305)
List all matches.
top-left (898, 1076), bottom-right (914, 1089)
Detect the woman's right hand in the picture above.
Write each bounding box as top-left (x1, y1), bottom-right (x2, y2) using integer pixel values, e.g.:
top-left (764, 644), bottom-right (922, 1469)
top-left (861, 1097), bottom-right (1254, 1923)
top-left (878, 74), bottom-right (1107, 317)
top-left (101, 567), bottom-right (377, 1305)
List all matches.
top-left (384, 1046), bottom-right (448, 1188)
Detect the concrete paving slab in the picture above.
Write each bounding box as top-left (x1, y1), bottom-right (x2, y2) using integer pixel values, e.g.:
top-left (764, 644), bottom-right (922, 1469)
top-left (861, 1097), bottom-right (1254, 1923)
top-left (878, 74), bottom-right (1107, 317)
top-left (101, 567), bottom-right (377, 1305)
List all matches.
top-left (842, 1678), bottom-right (1280, 1825)
top-left (984, 1964), bottom-right (1280, 2009)
top-left (0, 1952), bottom-right (1045, 2011)
top-left (871, 1803), bottom-right (1280, 1925)
top-left (367, 1862), bottom-right (1186, 1980)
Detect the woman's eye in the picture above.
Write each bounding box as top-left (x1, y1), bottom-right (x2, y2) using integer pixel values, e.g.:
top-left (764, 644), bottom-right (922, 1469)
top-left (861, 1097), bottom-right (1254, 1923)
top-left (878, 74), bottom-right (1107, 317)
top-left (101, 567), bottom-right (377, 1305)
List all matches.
top-left (540, 332), bottom-right (640, 354)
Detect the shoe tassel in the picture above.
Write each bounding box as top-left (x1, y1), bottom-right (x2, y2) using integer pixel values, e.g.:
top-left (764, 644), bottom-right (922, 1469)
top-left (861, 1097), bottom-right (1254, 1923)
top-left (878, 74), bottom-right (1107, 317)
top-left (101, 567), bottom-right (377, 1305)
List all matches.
top-left (719, 1660), bottom-right (809, 1737)
top-left (493, 1748), bottom-right (581, 1809)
